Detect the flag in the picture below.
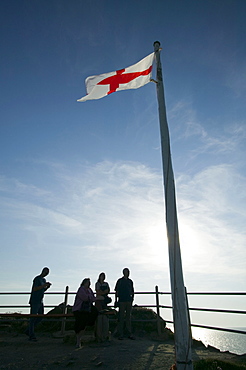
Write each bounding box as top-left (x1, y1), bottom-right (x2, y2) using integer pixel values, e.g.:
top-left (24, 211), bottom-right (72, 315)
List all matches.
top-left (77, 52), bottom-right (155, 102)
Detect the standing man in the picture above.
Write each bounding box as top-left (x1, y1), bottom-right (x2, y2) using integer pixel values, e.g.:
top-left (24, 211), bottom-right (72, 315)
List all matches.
top-left (115, 268), bottom-right (135, 340)
top-left (26, 267), bottom-right (52, 341)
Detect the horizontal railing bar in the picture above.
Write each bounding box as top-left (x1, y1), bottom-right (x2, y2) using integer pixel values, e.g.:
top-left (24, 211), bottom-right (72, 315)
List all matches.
top-left (0, 305), bottom-right (58, 308)
top-left (189, 307), bottom-right (246, 314)
top-left (0, 318), bottom-right (71, 322)
top-left (0, 316), bottom-right (244, 336)
top-left (156, 305), bottom-right (246, 315)
top-left (1, 289), bottom-right (245, 339)
top-left (159, 305), bottom-right (246, 315)
top-left (190, 324), bottom-right (246, 335)
top-left (0, 291), bottom-right (245, 295)
top-left (0, 313), bottom-right (159, 323)
top-left (0, 313), bottom-right (73, 317)
top-left (160, 305), bottom-right (172, 309)
top-left (168, 306), bottom-right (245, 315)
top-left (1, 315), bottom-right (245, 336)
top-left (0, 291), bottom-right (159, 296)
top-left (0, 304), bottom-right (156, 309)
top-left (0, 318), bottom-right (158, 323)
top-left (187, 292), bottom-right (246, 295)
top-left (2, 307), bottom-right (245, 317)
top-left (163, 320), bottom-right (246, 335)
top-left (1, 305), bottom-right (245, 315)
top-left (0, 292), bottom-right (69, 295)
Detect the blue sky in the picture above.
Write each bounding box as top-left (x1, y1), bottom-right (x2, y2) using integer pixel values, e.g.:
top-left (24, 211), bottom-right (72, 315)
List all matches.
top-left (0, 1), bottom-right (245, 331)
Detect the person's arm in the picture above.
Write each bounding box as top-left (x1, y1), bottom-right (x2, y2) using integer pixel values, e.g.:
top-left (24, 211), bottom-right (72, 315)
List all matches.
top-left (106, 283), bottom-right (110, 295)
top-left (114, 280), bottom-right (118, 298)
top-left (131, 281), bottom-right (134, 302)
top-left (100, 284), bottom-right (110, 295)
top-left (33, 283), bottom-right (49, 292)
top-left (32, 277), bottom-right (51, 292)
top-left (95, 282), bottom-right (105, 296)
top-left (88, 288), bottom-right (96, 302)
top-left (44, 282), bottom-right (51, 291)
top-left (114, 281), bottom-right (119, 307)
top-left (77, 287), bottom-right (90, 302)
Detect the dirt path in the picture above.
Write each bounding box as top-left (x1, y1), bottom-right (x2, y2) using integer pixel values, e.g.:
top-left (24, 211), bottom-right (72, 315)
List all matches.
top-left (0, 331), bottom-right (245, 369)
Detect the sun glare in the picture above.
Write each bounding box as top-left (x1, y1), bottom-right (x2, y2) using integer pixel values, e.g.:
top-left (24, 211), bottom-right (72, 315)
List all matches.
top-left (146, 223), bottom-right (168, 264)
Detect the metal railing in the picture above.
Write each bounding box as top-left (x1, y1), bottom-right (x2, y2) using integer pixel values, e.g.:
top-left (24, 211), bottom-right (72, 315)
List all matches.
top-left (0, 287), bottom-right (245, 336)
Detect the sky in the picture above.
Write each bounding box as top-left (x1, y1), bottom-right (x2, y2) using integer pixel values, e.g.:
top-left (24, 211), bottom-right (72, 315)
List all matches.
top-left (0, 0), bottom-right (245, 332)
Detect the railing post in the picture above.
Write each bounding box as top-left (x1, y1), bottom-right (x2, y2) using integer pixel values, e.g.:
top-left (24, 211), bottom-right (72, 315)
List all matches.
top-left (155, 285), bottom-right (162, 336)
top-left (60, 286), bottom-right (69, 335)
top-left (185, 287), bottom-right (193, 346)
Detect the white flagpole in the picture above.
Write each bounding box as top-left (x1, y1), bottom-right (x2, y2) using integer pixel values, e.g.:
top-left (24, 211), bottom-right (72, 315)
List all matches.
top-left (153, 41), bottom-right (193, 370)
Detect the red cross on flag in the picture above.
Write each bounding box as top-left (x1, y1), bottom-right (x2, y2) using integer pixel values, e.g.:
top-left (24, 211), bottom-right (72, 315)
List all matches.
top-left (77, 52), bottom-right (155, 102)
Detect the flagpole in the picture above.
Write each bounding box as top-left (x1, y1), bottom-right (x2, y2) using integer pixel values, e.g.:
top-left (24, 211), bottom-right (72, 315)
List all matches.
top-left (153, 41), bottom-right (193, 370)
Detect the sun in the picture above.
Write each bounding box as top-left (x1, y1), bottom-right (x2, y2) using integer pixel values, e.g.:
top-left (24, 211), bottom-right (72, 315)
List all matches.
top-left (145, 222), bottom-right (168, 265)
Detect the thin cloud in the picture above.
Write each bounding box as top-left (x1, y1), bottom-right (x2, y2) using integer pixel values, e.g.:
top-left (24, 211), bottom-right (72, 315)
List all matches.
top-left (177, 164), bottom-right (246, 281)
top-left (169, 100), bottom-right (246, 163)
top-left (0, 175), bottom-right (51, 199)
top-left (0, 160), bottom-right (245, 293)
top-left (168, 100), bottom-right (207, 141)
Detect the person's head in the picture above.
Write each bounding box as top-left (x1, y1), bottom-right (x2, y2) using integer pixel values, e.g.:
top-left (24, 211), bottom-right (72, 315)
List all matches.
top-left (81, 278), bottom-right (91, 288)
top-left (98, 272), bottom-right (105, 283)
top-left (41, 267), bottom-right (49, 277)
top-left (123, 268), bottom-right (130, 278)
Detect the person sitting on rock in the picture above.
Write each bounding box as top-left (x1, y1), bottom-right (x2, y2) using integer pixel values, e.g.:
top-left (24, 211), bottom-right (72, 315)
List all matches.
top-left (95, 272), bottom-right (111, 311)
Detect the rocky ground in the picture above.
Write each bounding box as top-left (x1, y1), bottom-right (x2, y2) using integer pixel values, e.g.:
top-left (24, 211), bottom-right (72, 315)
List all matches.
top-left (0, 329), bottom-right (245, 369)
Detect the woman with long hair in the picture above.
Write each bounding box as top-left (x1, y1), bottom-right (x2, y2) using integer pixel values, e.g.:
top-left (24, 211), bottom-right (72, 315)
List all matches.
top-left (95, 272), bottom-right (111, 311)
top-left (95, 272), bottom-right (112, 311)
top-left (72, 278), bottom-right (102, 348)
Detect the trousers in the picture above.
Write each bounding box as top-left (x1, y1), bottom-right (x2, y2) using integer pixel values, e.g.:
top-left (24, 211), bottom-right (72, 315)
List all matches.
top-left (118, 301), bottom-right (132, 336)
top-left (28, 302), bottom-right (44, 339)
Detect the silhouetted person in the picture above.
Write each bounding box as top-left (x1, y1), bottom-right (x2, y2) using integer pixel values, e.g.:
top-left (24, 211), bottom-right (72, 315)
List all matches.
top-left (72, 278), bottom-right (102, 348)
top-left (95, 272), bottom-right (111, 311)
top-left (115, 268), bottom-right (135, 340)
top-left (26, 267), bottom-right (51, 341)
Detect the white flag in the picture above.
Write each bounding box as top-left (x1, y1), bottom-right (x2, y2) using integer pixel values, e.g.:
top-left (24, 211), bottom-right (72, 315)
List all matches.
top-left (77, 52), bottom-right (155, 102)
